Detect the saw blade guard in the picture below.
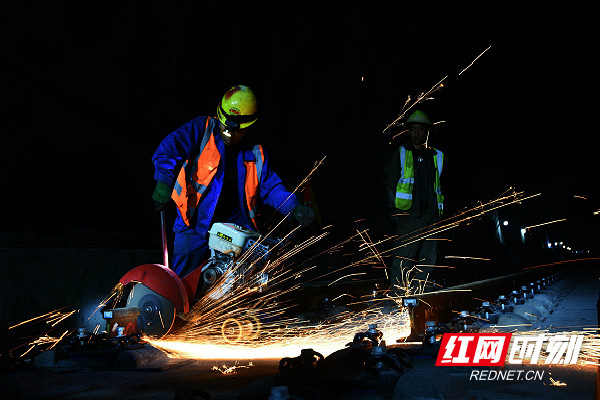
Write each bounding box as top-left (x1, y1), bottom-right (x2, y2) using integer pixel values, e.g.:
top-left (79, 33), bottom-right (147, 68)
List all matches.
top-left (119, 264), bottom-right (190, 314)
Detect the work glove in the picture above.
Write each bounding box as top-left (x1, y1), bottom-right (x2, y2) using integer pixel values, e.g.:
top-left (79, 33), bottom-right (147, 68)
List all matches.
top-left (152, 181), bottom-right (171, 212)
top-left (293, 204), bottom-right (316, 227)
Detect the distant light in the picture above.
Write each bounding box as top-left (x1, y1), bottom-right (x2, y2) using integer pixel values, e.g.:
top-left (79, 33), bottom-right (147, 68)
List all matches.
top-left (547, 242), bottom-right (552, 248)
top-left (503, 221), bottom-right (509, 226)
top-left (521, 228), bottom-right (527, 235)
top-left (554, 242), bottom-right (558, 246)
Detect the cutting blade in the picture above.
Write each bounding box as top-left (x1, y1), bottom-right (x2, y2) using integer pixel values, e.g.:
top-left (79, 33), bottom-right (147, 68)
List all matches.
top-left (126, 283), bottom-right (175, 337)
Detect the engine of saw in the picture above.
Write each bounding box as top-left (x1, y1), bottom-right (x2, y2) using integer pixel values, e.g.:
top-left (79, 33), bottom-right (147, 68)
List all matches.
top-left (200, 222), bottom-right (279, 299)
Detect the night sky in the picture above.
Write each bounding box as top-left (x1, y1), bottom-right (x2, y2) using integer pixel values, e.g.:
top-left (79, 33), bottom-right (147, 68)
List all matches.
top-left (1, 3), bottom-right (596, 256)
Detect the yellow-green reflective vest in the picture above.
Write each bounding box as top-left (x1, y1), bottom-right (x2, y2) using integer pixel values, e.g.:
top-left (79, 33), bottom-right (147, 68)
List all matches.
top-left (395, 146), bottom-right (444, 216)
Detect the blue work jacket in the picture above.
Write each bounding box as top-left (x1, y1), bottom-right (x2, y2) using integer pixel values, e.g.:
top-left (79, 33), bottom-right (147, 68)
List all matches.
top-left (152, 116), bottom-right (299, 236)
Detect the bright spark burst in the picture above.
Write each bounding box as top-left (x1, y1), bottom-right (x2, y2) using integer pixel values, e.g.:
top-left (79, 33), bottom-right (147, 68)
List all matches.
top-left (131, 193), bottom-right (413, 360)
top-left (146, 307), bottom-right (411, 360)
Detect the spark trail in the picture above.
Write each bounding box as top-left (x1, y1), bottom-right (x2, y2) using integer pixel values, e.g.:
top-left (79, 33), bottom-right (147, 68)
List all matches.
top-left (382, 45), bottom-right (492, 135)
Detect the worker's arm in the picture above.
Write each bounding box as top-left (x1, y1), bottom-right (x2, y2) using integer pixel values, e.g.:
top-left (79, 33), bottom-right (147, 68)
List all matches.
top-left (152, 116), bottom-right (207, 187)
top-left (257, 147), bottom-right (301, 216)
top-left (151, 116), bottom-right (208, 211)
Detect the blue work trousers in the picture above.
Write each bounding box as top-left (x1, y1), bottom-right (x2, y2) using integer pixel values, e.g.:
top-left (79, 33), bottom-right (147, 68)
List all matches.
top-left (172, 229), bottom-right (210, 278)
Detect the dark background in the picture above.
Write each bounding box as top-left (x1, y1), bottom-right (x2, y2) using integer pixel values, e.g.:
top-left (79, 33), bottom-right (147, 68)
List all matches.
top-left (1, 2), bottom-right (597, 273)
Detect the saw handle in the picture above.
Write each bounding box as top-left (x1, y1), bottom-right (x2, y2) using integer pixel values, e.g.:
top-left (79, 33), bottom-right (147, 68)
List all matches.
top-left (160, 209), bottom-right (169, 268)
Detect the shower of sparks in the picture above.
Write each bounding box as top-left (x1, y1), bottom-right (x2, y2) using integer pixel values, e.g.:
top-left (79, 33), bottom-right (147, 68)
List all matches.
top-left (14, 174), bottom-right (594, 370)
top-left (9, 188), bottom-right (549, 365)
top-left (137, 210), bottom-right (413, 359)
top-left (146, 307), bottom-right (412, 360)
top-left (524, 218), bottom-right (567, 231)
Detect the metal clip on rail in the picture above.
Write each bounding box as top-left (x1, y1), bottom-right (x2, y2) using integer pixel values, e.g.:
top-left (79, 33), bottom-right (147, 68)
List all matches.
top-left (348, 324), bottom-right (384, 347)
top-left (279, 348), bottom-right (325, 377)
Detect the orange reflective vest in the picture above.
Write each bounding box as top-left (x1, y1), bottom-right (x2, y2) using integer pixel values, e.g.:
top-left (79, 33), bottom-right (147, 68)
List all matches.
top-left (171, 117), bottom-right (264, 228)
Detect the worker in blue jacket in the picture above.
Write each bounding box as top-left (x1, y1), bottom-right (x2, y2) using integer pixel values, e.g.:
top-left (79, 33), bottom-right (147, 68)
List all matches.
top-left (151, 85), bottom-right (315, 277)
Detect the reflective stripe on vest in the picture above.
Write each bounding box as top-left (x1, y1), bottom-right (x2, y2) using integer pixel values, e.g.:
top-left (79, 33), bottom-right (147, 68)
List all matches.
top-left (172, 117), bottom-right (220, 226)
top-left (171, 117), bottom-right (265, 227)
top-left (245, 145), bottom-right (264, 228)
top-left (395, 146), bottom-right (444, 216)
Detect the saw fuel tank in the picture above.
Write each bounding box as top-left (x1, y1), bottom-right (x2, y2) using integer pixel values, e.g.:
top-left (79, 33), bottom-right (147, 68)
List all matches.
top-left (208, 223), bottom-right (258, 257)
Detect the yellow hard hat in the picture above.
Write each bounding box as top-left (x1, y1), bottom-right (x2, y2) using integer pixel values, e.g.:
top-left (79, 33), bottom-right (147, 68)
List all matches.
top-left (216, 85), bottom-right (258, 129)
top-left (405, 110), bottom-right (432, 125)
